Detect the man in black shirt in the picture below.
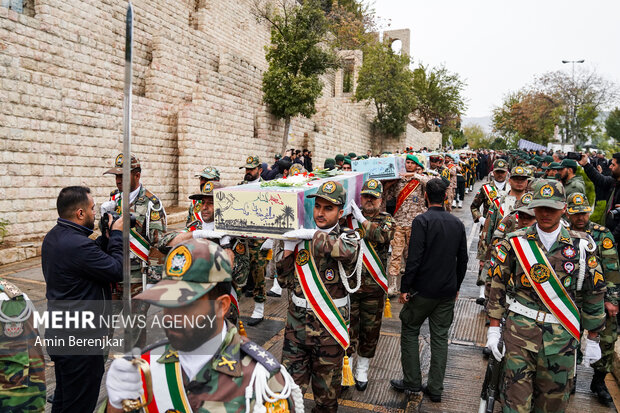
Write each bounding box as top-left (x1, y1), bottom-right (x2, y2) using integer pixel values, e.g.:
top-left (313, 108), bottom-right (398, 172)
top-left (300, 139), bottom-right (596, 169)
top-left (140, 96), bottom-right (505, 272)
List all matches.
top-left (390, 178), bottom-right (468, 402)
top-left (580, 153), bottom-right (620, 240)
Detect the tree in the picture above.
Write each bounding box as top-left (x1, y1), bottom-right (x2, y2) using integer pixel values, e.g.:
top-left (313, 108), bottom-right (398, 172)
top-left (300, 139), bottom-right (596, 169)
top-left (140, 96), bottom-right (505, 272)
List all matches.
top-left (606, 108), bottom-right (620, 142)
top-left (410, 64), bottom-right (467, 140)
top-left (355, 41), bottom-right (416, 142)
top-left (324, 0), bottom-right (381, 50)
top-left (464, 124), bottom-right (491, 149)
top-left (256, 0), bottom-right (339, 153)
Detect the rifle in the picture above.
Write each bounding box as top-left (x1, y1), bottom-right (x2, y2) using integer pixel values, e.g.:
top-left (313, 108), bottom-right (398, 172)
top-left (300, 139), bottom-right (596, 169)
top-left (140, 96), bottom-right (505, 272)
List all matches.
top-left (479, 320), bottom-right (505, 413)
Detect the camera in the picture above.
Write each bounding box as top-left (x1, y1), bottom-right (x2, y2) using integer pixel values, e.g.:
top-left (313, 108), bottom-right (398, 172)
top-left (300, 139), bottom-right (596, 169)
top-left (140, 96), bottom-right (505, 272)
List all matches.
top-left (99, 211), bottom-right (136, 235)
top-left (610, 207), bottom-right (620, 218)
top-left (566, 152), bottom-right (582, 161)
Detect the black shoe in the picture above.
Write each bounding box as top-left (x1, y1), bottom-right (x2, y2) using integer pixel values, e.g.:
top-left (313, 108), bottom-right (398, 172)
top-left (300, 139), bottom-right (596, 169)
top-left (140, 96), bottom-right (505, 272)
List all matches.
top-left (244, 290), bottom-right (254, 297)
top-left (475, 297), bottom-right (486, 306)
top-left (266, 291), bottom-right (281, 298)
top-left (247, 317), bottom-right (263, 326)
top-left (390, 379), bottom-right (421, 393)
top-left (422, 385), bottom-right (442, 402)
top-left (482, 347), bottom-right (492, 358)
top-left (590, 371), bottom-right (613, 406)
top-left (355, 379), bottom-right (368, 391)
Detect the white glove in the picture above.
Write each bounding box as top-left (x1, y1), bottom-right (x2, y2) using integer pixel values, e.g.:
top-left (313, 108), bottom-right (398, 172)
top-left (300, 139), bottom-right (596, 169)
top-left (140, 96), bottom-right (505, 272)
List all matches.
top-left (479, 216), bottom-right (486, 227)
top-left (350, 201), bottom-right (367, 224)
top-left (283, 240), bottom-right (299, 252)
top-left (282, 229), bottom-right (318, 240)
top-left (106, 358), bottom-right (144, 409)
top-left (220, 235), bottom-right (232, 247)
top-left (584, 338), bottom-right (602, 366)
top-left (100, 200), bottom-right (116, 216)
top-left (485, 326), bottom-right (505, 362)
top-left (192, 229), bottom-right (223, 239)
top-left (260, 239), bottom-right (274, 250)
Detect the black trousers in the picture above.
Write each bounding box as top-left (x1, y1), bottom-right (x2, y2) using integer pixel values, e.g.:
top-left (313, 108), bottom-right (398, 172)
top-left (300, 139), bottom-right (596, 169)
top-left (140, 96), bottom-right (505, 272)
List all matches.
top-left (456, 176), bottom-right (466, 201)
top-left (50, 354), bottom-right (105, 413)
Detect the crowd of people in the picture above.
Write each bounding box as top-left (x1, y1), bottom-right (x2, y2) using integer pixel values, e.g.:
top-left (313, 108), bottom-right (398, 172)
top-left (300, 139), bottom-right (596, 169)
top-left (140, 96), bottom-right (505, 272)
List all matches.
top-left (1, 147), bottom-right (618, 413)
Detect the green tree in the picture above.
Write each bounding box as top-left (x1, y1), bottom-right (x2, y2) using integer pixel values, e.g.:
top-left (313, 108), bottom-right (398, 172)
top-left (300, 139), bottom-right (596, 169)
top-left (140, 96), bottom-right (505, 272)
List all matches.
top-left (256, 0), bottom-right (339, 153)
top-left (355, 41), bottom-right (416, 142)
top-left (464, 124), bottom-right (491, 149)
top-left (605, 107), bottom-right (620, 141)
top-left (325, 0), bottom-right (380, 50)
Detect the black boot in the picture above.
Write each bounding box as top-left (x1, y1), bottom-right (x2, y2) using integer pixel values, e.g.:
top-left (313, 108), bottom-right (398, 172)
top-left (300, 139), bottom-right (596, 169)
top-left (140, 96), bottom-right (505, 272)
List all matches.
top-left (590, 370), bottom-right (613, 406)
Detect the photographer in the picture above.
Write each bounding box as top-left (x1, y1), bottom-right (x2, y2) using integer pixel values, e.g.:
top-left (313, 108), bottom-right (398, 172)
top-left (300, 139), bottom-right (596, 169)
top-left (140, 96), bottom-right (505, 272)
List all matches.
top-left (41, 186), bottom-right (123, 412)
top-left (579, 152), bottom-right (620, 240)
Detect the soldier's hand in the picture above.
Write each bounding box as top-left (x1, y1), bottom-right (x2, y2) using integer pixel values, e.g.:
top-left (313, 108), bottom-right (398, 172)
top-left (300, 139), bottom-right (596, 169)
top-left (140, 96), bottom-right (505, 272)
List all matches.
top-left (605, 302), bottom-right (619, 317)
top-left (192, 229), bottom-right (223, 239)
top-left (283, 229), bottom-right (318, 240)
top-left (350, 201), bottom-right (366, 224)
top-left (584, 338), bottom-right (602, 366)
top-left (110, 214), bottom-right (123, 232)
top-left (106, 358), bottom-right (143, 409)
top-left (485, 326), bottom-right (504, 361)
top-left (479, 216), bottom-right (486, 227)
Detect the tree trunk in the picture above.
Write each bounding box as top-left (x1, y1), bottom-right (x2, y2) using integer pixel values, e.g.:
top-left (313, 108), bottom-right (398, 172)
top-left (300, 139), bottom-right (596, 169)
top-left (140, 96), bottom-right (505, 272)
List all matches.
top-left (281, 117), bottom-right (291, 155)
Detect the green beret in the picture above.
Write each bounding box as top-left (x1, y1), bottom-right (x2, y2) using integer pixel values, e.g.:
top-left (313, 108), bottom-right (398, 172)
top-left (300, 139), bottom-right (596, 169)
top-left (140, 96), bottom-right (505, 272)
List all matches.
top-left (560, 159), bottom-right (578, 169)
top-left (335, 154), bottom-right (345, 162)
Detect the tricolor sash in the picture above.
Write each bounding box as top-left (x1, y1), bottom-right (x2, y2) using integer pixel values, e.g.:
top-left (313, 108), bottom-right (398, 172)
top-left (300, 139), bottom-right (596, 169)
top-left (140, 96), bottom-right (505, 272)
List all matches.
top-left (482, 184), bottom-right (505, 218)
top-left (510, 236), bottom-right (581, 340)
top-left (140, 346), bottom-right (193, 413)
top-left (230, 286), bottom-right (239, 312)
top-left (191, 199), bottom-right (204, 223)
top-left (393, 178), bottom-right (420, 216)
top-left (294, 241), bottom-right (350, 349)
top-left (346, 217), bottom-right (388, 292)
top-left (130, 229), bottom-right (149, 263)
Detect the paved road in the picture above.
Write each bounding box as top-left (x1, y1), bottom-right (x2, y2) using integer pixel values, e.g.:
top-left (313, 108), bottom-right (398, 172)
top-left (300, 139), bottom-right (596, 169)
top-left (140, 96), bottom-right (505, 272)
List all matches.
top-left (1, 181), bottom-right (617, 412)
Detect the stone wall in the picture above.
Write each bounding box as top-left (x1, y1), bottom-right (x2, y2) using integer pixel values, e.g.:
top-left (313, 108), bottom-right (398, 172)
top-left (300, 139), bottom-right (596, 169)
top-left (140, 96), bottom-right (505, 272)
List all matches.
top-left (0, 0), bottom-right (438, 247)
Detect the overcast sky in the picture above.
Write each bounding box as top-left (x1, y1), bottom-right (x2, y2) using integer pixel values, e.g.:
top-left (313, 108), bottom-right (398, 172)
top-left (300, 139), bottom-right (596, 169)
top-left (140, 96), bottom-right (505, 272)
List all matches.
top-left (373, 0), bottom-right (620, 118)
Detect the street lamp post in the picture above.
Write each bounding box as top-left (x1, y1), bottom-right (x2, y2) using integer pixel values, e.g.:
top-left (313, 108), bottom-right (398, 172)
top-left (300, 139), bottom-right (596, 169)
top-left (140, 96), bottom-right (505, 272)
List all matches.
top-left (561, 59), bottom-right (585, 143)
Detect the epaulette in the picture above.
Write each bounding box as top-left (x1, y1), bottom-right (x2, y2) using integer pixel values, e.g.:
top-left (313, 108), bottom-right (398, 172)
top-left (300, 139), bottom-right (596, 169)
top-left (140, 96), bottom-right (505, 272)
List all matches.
top-left (0, 279), bottom-right (23, 299)
top-left (506, 228), bottom-right (527, 240)
top-left (141, 338), bottom-right (169, 355)
top-left (240, 339), bottom-right (280, 375)
top-left (144, 189), bottom-right (160, 205)
top-left (110, 189), bottom-right (120, 197)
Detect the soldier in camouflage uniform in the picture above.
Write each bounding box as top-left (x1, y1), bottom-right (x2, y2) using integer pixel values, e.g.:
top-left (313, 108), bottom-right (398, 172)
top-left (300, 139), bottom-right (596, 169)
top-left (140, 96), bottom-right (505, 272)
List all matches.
top-left (444, 154), bottom-right (458, 211)
top-left (489, 192), bottom-right (536, 245)
top-left (383, 155), bottom-right (430, 297)
top-left (102, 153), bottom-right (167, 348)
top-left (345, 179), bottom-right (395, 391)
top-left (565, 192), bottom-right (619, 406)
top-left (276, 181), bottom-right (359, 413)
top-left (104, 239), bottom-right (302, 413)
top-left (486, 180), bottom-right (606, 413)
top-left (0, 279), bottom-right (45, 412)
top-left (185, 166), bottom-right (220, 226)
top-left (557, 159), bottom-right (586, 200)
top-left (157, 182), bottom-right (248, 325)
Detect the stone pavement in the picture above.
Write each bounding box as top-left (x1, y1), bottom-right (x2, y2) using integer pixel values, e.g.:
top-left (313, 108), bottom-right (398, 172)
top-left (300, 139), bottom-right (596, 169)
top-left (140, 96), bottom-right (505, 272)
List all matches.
top-left (0, 181), bottom-right (618, 412)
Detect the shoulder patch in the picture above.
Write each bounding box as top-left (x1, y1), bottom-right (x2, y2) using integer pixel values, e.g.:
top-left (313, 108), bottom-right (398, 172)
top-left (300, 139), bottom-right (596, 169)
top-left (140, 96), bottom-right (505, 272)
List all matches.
top-left (235, 242), bottom-right (246, 255)
top-left (150, 210), bottom-right (161, 221)
top-left (240, 339), bottom-right (280, 374)
top-left (0, 279), bottom-right (23, 299)
top-left (603, 237), bottom-right (614, 249)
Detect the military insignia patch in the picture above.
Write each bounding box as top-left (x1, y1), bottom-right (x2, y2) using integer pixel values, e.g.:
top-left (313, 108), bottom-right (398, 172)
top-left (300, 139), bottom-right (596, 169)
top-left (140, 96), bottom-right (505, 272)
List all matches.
top-left (562, 246), bottom-right (576, 259)
top-left (521, 193), bottom-right (533, 204)
top-left (563, 276), bottom-right (572, 288)
top-left (515, 166), bottom-right (525, 175)
top-left (489, 190), bottom-right (498, 199)
top-left (115, 153), bottom-right (123, 166)
top-left (264, 400), bottom-right (289, 413)
top-left (572, 194), bottom-right (584, 205)
top-left (563, 261), bottom-right (575, 273)
top-left (603, 237), bottom-right (614, 249)
top-left (496, 248), bottom-right (507, 263)
top-left (166, 245), bottom-right (192, 277)
top-left (296, 249), bottom-right (310, 266)
top-left (246, 156), bottom-right (254, 164)
top-left (540, 184), bottom-right (554, 198)
top-left (529, 263), bottom-right (550, 283)
top-left (325, 268), bottom-right (335, 281)
top-left (150, 210), bottom-right (160, 221)
top-left (322, 182), bottom-right (336, 194)
top-left (194, 203), bottom-right (202, 213)
top-left (355, 227), bottom-right (365, 239)
top-left (412, 196), bottom-right (419, 203)
top-left (235, 242), bottom-right (245, 255)
top-left (3, 322), bottom-right (23, 338)
top-left (588, 256), bottom-right (598, 268)
top-left (203, 181), bottom-right (214, 194)
top-left (367, 179), bottom-right (378, 189)
top-left (593, 271), bottom-right (604, 285)
top-left (115, 205), bottom-right (122, 214)
top-left (498, 223), bottom-right (506, 232)
top-left (521, 273), bottom-right (531, 287)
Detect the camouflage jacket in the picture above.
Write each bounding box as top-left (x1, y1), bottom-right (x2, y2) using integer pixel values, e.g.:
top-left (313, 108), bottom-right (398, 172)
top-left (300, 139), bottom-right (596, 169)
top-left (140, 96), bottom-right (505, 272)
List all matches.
top-left (490, 212), bottom-right (519, 248)
top-left (384, 173), bottom-right (430, 227)
top-left (488, 224), bottom-right (606, 355)
top-left (276, 225), bottom-right (359, 344)
top-left (582, 221), bottom-right (620, 305)
top-left (563, 175), bottom-right (586, 199)
top-left (128, 323), bottom-right (296, 413)
top-left (110, 185), bottom-right (166, 281)
top-left (470, 182), bottom-right (509, 222)
top-left (481, 193), bottom-right (520, 259)
top-left (0, 279), bottom-right (45, 410)
top-left (355, 212), bottom-right (395, 292)
top-left (446, 164), bottom-right (458, 189)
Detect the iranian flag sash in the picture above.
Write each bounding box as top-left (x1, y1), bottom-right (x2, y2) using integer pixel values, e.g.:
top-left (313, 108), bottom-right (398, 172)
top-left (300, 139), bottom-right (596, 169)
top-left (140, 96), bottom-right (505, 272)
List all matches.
top-left (393, 178), bottom-right (420, 216)
top-left (140, 346), bottom-right (193, 413)
top-left (482, 184), bottom-right (504, 217)
top-left (130, 229), bottom-right (149, 263)
top-left (191, 199), bottom-right (203, 223)
top-left (229, 286), bottom-right (239, 312)
top-left (347, 217), bottom-right (388, 292)
top-left (294, 241), bottom-right (350, 349)
top-left (510, 236), bottom-right (581, 340)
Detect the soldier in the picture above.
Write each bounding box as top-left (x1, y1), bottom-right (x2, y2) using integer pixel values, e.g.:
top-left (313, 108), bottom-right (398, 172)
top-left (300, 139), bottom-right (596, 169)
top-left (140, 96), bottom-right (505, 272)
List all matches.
top-left (0, 279), bottom-right (45, 412)
top-left (565, 192), bottom-right (619, 406)
top-left (544, 162), bottom-right (562, 179)
top-left (383, 155), bottom-right (430, 297)
top-left (335, 154), bottom-right (345, 170)
top-left (444, 154), bottom-right (458, 212)
top-left (186, 166), bottom-right (220, 226)
top-left (276, 181), bottom-right (359, 413)
top-left (469, 152), bottom-right (478, 191)
top-left (345, 179), bottom-right (395, 391)
top-left (342, 158), bottom-right (352, 171)
top-left (486, 179), bottom-right (606, 413)
top-left (104, 239), bottom-right (302, 413)
top-left (102, 153), bottom-right (166, 347)
top-left (557, 159), bottom-right (586, 199)
top-left (489, 192), bottom-right (536, 245)
top-left (238, 155), bottom-right (269, 326)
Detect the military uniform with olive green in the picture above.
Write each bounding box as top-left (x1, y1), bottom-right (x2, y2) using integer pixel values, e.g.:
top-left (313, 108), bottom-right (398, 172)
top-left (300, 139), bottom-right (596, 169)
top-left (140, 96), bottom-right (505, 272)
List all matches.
top-left (185, 166), bottom-right (220, 227)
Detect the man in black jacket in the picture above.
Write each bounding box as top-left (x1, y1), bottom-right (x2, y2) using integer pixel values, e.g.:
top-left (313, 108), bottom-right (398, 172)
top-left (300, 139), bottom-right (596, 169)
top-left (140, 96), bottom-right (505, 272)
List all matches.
top-left (41, 186), bottom-right (123, 413)
top-left (390, 178), bottom-right (468, 402)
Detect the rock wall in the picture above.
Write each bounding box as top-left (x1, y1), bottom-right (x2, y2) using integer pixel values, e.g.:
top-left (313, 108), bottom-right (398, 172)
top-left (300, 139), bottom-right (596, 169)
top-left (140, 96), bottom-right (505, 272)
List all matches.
top-left (0, 0), bottom-right (438, 247)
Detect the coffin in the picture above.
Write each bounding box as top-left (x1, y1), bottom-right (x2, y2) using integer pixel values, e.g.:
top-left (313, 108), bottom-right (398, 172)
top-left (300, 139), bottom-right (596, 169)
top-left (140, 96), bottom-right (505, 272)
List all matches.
top-left (351, 156), bottom-right (405, 180)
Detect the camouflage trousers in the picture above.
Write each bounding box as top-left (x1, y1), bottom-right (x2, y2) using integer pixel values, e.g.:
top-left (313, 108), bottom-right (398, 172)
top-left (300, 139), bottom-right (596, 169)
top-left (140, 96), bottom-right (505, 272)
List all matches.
top-left (501, 341), bottom-right (574, 413)
top-left (388, 225), bottom-right (411, 277)
top-left (0, 387), bottom-right (45, 412)
top-left (0, 351), bottom-right (46, 412)
top-left (348, 285), bottom-right (386, 358)
top-left (282, 308), bottom-right (347, 413)
top-left (248, 243), bottom-right (268, 303)
top-left (591, 314), bottom-right (618, 373)
top-left (445, 191), bottom-right (454, 212)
